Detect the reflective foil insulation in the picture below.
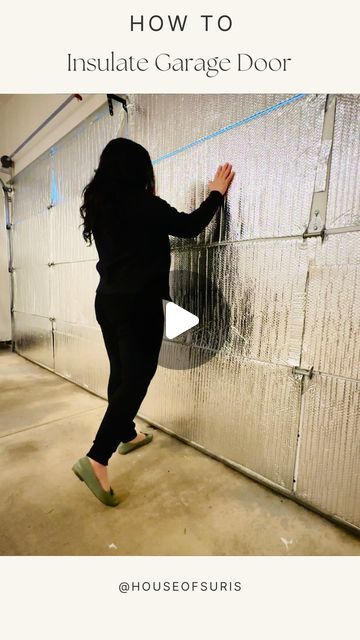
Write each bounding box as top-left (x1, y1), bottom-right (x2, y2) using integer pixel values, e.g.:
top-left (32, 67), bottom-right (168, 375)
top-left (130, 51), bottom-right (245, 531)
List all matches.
top-left (10, 95), bottom-right (360, 530)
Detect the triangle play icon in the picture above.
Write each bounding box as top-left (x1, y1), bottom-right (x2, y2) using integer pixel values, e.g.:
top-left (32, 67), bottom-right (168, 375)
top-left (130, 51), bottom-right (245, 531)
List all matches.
top-left (164, 301), bottom-right (199, 339)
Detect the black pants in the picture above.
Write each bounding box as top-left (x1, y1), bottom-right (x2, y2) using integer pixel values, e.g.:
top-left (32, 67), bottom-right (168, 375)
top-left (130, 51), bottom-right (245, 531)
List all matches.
top-left (86, 290), bottom-right (164, 465)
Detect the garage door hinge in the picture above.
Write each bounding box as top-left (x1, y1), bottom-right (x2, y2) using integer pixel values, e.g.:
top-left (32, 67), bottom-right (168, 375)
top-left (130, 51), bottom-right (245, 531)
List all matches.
top-left (303, 217), bottom-right (325, 239)
top-left (292, 366), bottom-right (314, 378)
top-left (303, 226), bottom-right (325, 239)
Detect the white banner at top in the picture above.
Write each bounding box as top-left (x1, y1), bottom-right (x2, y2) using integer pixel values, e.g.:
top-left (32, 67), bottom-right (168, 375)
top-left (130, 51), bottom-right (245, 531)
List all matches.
top-left (1, 0), bottom-right (360, 92)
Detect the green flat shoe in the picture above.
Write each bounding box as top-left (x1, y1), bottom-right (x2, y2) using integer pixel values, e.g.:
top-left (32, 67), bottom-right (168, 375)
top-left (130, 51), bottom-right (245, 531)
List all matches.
top-left (117, 432), bottom-right (153, 455)
top-left (72, 456), bottom-right (120, 507)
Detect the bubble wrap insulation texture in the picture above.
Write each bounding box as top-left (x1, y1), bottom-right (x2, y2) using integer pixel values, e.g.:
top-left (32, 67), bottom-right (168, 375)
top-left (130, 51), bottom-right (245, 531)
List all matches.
top-left (12, 100), bottom-right (126, 395)
top-left (11, 94), bottom-right (360, 530)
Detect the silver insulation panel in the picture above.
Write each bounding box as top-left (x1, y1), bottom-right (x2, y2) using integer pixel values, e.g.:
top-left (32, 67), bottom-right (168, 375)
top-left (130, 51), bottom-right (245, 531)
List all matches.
top-left (54, 320), bottom-right (108, 396)
top-left (129, 94), bottom-right (326, 247)
top-left (13, 312), bottom-right (53, 369)
top-left (296, 373), bottom-right (360, 523)
top-left (12, 100), bottom-right (125, 374)
top-left (142, 355), bottom-right (301, 489)
top-left (168, 239), bottom-right (309, 367)
top-left (301, 232), bottom-right (360, 380)
top-left (326, 95), bottom-right (360, 228)
top-left (11, 94), bottom-right (360, 530)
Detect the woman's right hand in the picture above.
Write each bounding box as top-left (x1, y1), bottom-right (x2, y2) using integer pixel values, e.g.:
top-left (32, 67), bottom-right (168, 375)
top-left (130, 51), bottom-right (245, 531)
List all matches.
top-left (208, 162), bottom-right (235, 196)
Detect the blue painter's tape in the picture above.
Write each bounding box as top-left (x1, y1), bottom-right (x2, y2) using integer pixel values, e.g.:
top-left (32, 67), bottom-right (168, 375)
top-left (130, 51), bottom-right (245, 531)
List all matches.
top-left (152, 94), bottom-right (307, 165)
top-left (51, 169), bottom-right (59, 205)
top-left (92, 105), bottom-right (111, 123)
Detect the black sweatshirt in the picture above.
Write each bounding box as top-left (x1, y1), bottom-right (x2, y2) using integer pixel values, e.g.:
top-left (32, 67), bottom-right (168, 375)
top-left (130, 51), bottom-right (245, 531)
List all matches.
top-left (93, 189), bottom-right (224, 300)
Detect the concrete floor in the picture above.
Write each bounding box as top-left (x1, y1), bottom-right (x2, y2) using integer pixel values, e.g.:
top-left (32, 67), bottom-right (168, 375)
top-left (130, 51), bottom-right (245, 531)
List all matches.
top-left (0, 346), bottom-right (359, 556)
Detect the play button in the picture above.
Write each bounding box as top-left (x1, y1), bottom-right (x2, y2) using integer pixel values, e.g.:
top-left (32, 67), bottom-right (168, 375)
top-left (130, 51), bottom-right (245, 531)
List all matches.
top-left (158, 269), bottom-right (231, 371)
top-left (164, 301), bottom-right (199, 339)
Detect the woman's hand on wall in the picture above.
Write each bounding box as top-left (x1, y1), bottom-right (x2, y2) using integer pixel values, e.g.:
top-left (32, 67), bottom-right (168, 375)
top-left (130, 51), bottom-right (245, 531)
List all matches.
top-left (208, 162), bottom-right (235, 196)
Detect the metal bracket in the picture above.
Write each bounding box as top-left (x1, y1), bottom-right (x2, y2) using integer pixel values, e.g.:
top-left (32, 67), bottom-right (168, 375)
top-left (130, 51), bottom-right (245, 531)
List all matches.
top-left (107, 94), bottom-right (128, 116)
top-left (292, 366), bottom-right (314, 379)
top-left (303, 214), bottom-right (326, 239)
top-left (303, 95), bottom-right (337, 242)
top-left (0, 167), bottom-right (12, 175)
top-left (1, 184), bottom-right (13, 194)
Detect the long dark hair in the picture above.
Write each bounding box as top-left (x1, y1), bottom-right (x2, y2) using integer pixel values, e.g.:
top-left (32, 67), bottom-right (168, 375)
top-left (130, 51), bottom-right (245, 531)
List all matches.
top-left (80, 137), bottom-right (155, 245)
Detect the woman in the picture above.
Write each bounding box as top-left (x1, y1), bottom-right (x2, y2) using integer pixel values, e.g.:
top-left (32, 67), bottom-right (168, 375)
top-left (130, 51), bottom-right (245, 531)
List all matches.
top-left (72, 137), bottom-right (235, 506)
